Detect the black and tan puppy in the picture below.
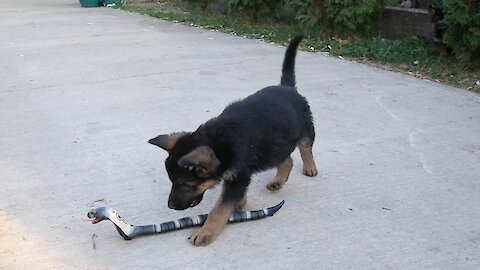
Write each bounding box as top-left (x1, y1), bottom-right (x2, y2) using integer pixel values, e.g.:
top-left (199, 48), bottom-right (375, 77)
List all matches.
top-left (428, 4), bottom-right (449, 58)
top-left (148, 35), bottom-right (317, 246)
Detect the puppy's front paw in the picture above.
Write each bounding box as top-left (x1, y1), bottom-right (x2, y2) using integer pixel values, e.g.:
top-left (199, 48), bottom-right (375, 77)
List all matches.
top-left (189, 226), bottom-right (219, 246)
top-left (266, 181), bottom-right (283, 191)
top-left (303, 165), bottom-right (318, 177)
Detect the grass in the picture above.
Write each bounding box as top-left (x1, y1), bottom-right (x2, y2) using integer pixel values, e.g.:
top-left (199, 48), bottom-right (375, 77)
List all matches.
top-left (118, 0), bottom-right (479, 91)
top-left (314, 37), bottom-right (479, 87)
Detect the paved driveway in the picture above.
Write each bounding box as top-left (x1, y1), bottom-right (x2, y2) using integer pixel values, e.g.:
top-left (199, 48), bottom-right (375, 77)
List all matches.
top-left (1, 0), bottom-right (479, 269)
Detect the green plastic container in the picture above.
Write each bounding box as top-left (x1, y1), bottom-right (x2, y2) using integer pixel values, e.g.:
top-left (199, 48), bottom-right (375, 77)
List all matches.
top-left (103, 0), bottom-right (121, 5)
top-left (79, 0), bottom-right (99, 7)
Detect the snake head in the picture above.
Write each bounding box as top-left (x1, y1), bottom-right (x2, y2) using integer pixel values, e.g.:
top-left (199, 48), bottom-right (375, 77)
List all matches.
top-left (87, 207), bottom-right (112, 224)
top-left (87, 207), bottom-right (134, 240)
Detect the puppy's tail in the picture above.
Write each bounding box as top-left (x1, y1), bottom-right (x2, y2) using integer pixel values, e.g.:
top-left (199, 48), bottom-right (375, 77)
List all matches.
top-left (280, 34), bottom-right (304, 87)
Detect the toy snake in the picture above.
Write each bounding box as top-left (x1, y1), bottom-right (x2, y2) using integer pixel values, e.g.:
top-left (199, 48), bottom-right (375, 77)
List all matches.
top-left (87, 200), bottom-right (284, 240)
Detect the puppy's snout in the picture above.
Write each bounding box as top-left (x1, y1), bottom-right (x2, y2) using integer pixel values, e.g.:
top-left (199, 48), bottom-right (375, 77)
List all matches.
top-left (168, 200), bottom-right (178, 210)
top-left (168, 198), bottom-right (189, 210)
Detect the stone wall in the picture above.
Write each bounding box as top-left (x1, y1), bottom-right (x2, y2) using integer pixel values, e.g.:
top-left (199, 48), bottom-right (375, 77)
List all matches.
top-left (372, 7), bottom-right (434, 40)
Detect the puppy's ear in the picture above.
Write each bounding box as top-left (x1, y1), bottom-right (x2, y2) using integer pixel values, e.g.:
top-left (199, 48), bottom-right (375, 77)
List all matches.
top-left (177, 146), bottom-right (220, 178)
top-left (148, 132), bottom-right (189, 152)
top-left (428, 5), bottom-right (435, 17)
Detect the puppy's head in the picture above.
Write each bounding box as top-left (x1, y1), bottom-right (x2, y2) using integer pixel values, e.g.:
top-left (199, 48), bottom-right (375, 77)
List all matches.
top-left (148, 133), bottom-right (220, 210)
top-left (428, 5), bottom-right (443, 23)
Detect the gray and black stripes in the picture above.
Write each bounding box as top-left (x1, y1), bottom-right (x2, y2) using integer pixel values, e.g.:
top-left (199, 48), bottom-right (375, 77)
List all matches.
top-left (151, 214), bottom-right (209, 234)
top-left (229, 207), bottom-right (271, 222)
top-left (88, 200), bottom-right (284, 240)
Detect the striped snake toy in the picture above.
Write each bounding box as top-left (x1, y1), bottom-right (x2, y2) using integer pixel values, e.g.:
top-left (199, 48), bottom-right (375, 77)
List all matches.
top-left (87, 200), bottom-right (285, 240)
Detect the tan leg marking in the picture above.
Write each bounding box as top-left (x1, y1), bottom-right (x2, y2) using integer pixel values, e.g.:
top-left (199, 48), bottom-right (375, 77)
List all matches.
top-left (196, 179), bottom-right (218, 194)
top-left (299, 140), bottom-right (318, 177)
top-left (266, 157), bottom-right (293, 191)
top-left (189, 194), bottom-right (234, 246)
top-left (236, 193), bottom-right (247, 211)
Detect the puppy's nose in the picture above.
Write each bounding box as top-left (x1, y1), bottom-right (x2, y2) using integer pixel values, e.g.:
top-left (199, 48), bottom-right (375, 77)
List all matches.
top-left (168, 200), bottom-right (181, 210)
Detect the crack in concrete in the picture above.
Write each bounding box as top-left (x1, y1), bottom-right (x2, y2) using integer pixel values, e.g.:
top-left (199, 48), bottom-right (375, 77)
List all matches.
top-left (0, 60), bottom-right (247, 94)
top-left (0, 69), bottom-right (194, 93)
top-left (376, 95), bottom-right (433, 174)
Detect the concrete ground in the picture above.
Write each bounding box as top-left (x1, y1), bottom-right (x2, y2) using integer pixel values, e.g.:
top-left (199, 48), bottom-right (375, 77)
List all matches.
top-left (1, 0), bottom-right (479, 269)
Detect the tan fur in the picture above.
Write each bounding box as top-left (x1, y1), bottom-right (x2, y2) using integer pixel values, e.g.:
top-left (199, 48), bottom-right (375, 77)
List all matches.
top-left (178, 146), bottom-right (220, 178)
top-left (189, 193), bottom-right (234, 246)
top-left (151, 132), bottom-right (188, 152)
top-left (298, 140), bottom-right (318, 177)
top-left (266, 157), bottom-right (293, 191)
top-left (237, 193), bottom-right (247, 211)
top-left (196, 180), bottom-right (218, 194)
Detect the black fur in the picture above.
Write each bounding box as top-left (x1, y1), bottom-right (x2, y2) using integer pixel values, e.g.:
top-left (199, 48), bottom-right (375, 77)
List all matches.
top-left (281, 34), bottom-right (303, 87)
top-left (149, 35), bottom-right (315, 211)
top-left (428, 4), bottom-right (450, 58)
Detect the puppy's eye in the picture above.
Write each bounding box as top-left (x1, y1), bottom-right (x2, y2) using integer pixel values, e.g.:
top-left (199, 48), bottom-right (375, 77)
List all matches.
top-left (185, 166), bottom-right (195, 172)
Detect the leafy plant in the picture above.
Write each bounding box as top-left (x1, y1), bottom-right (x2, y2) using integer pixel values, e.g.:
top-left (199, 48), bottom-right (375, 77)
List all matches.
top-left (229, 0), bottom-right (283, 23)
top-left (443, 0), bottom-right (480, 63)
top-left (327, 0), bottom-right (389, 34)
top-left (287, 0), bottom-right (391, 35)
top-left (287, 0), bottom-right (327, 29)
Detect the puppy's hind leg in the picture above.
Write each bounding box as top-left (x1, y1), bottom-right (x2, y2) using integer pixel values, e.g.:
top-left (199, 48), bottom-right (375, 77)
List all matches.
top-left (266, 157), bottom-right (293, 191)
top-left (299, 138), bottom-right (318, 177)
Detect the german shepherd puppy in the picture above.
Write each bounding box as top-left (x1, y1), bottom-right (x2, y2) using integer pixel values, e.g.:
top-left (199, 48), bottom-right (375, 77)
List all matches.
top-left (148, 35), bottom-right (317, 246)
top-left (428, 4), bottom-right (449, 58)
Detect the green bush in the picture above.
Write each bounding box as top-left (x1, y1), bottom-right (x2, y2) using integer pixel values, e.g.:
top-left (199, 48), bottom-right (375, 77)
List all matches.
top-left (286, 0), bottom-right (326, 29)
top-left (325, 0), bottom-right (389, 34)
top-left (229, 0), bottom-right (283, 23)
top-left (287, 0), bottom-right (391, 35)
top-left (443, 0), bottom-right (480, 63)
